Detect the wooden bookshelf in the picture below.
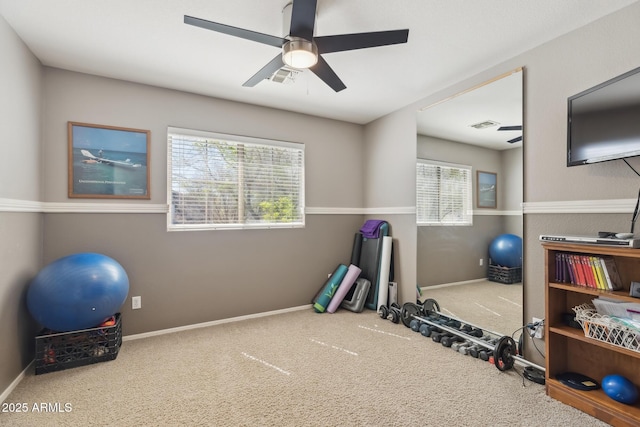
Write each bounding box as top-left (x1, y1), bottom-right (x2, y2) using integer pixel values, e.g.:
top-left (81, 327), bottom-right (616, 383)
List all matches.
top-left (543, 242), bottom-right (640, 426)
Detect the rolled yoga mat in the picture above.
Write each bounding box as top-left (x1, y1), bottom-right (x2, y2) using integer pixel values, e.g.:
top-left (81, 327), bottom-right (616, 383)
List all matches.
top-left (376, 236), bottom-right (393, 311)
top-left (313, 264), bottom-right (349, 313)
top-left (327, 264), bottom-right (362, 313)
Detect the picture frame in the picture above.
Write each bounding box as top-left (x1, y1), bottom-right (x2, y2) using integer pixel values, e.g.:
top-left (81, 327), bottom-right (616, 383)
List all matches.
top-left (68, 122), bottom-right (150, 199)
top-left (476, 171), bottom-right (497, 209)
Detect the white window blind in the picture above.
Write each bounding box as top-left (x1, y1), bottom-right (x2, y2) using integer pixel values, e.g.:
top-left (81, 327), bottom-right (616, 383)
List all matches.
top-left (167, 127), bottom-right (305, 230)
top-left (416, 159), bottom-right (472, 226)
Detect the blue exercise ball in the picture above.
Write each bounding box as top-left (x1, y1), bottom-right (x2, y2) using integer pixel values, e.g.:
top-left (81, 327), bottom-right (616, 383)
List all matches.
top-left (27, 253), bottom-right (129, 332)
top-left (602, 374), bottom-right (639, 405)
top-left (489, 234), bottom-right (522, 268)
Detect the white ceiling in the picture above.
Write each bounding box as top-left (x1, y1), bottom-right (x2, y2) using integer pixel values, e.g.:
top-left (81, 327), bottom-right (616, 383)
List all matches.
top-left (1, 0), bottom-right (637, 125)
top-left (417, 70), bottom-right (523, 150)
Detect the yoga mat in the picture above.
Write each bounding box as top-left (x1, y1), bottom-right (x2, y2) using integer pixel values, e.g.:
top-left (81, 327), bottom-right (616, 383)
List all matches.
top-left (376, 236), bottom-right (393, 311)
top-left (327, 264), bottom-right (362, 313)
top-left (313, 264), bottom-right (349, 313)
top-left (350, 233), bottom-right (363, 266)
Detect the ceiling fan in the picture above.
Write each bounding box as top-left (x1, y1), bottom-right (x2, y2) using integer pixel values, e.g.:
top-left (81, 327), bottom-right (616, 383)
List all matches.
top-left (184, 0), bottom-right (409, 92)
top-left (497, 125), bottom-right (523, 143)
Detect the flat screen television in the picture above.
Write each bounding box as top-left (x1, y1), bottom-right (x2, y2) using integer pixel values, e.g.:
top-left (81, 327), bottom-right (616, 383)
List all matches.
top-left (567, 66), bottom-right (640, 166)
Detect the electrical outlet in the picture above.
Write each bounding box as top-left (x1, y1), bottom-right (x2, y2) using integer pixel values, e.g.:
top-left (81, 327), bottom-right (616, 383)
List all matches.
top-left (532, 317), bottom-right (544, 339)
top-left (132, 296), bottom-right (142, 310)
top-left (479, 258), bottom-right (484, 266)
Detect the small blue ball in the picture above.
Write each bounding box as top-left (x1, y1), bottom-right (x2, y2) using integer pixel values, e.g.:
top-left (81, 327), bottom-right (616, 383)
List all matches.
top-left (602, 374), bottom-right (639, 405)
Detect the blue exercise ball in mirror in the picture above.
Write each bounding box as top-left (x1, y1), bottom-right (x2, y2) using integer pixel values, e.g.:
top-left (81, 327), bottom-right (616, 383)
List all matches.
top-left (489, 233), bottom-right (522, 268)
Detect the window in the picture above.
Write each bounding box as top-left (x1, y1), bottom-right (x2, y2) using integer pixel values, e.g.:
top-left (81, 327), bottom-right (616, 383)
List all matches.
top-left (416, 159), bottom-right (472, 226)
top-left (168, 127), bottom-right (305, 230)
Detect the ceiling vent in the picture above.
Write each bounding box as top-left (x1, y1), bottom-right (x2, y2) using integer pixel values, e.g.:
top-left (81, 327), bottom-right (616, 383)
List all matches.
top-left (470, 120), bottom-right (500, 129)
top-left (269, 66), bottom-right (300, 84)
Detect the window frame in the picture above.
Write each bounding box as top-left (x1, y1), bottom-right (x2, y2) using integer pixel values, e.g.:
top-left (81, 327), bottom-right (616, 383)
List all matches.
top-left (167, 127), bottom-right (305, 231)
top-left (416, 158), bottom-right (473, 226)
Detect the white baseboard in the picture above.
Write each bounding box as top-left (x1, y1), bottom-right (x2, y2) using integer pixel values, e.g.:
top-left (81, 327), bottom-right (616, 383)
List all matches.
top-left (1, 361), bottom-right (34, 404)
top-left (123, 304), bottom-right (312, 342)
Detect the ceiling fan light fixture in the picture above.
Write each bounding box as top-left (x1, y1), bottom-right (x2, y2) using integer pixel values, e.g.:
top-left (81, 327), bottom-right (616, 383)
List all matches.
top-left (282, 38), bottom-right (318, 69)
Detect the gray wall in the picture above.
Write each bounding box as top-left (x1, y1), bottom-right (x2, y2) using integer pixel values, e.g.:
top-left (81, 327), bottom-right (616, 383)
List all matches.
top-left (0, 15), bottom-right (43, 396)
top-left (363, 108), bottom-right (417, 304)
top-left (416, 135), bottom-right (522, 286)
top-left (368, 1), bottom-right (640, 363)
top-left (40, 69), bottom-right (366, 336)
top-left (42, 69), bottom-right (365, 208)
top-left (3, 0), bottom-right (640, 395)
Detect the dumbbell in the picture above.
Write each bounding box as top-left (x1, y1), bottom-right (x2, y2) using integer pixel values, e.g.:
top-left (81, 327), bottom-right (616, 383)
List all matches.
top-left (456, 323), bottom-right (484, 338)
top-left (431, 321), bottom-right (464, 347)
top-left (479, 339), bottom-right (500, 361)
top-left (417, 316), bottom-right (447, 337)
top-left (451, 340), bottom-right (471, 352)
top-left (431, 320), bottom-right (467, 344)
top-left (431, 331), bottom-right (451, 343)
top-left (439, 322), bottom-right (480, 347)
top-left (378, 304), bottom-right (402, 324)
top-left (467, 337), bottom-right (493, 358)
top-left (410, 315), bottom-right (439, 332)
top-left (422, 318), bottom-right (460, 338)
top-left (457, 341), bottom-right (475, 355)
top-left (459, 325), bottom-right (483, 338)
top-left (389, 303), bottom-right (403, 324)
top-left (419, 322), bottom-right (440, 337)
top-left (468, 328), bottom-right (483, 338)
top-left (441, 334), bottom-right (466, 348)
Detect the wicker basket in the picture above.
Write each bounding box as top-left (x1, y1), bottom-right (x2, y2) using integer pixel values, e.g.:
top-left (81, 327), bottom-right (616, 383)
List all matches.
top-left (573, 304), bottom-right (640, 352)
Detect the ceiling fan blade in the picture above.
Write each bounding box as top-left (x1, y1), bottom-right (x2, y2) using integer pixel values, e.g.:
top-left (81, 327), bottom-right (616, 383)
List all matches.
top-left (289, 0), bottom-right (317, 40)
top-left (508, 136), bottom-right (523, 144)
top-left (315, 29), bottom-right (409, 54)
top-left (310, 56), bottom-right (346, 92)
top-left (498, 125), bottom-right (523, 131)
top-left (242, 55), bottom-right (285, 87)
top-left (184, 15), bottom-right (286, 48)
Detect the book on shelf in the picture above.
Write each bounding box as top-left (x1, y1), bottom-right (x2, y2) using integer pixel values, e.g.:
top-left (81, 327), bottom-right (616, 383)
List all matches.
top-left (554, 253), bottom-right (622, 290)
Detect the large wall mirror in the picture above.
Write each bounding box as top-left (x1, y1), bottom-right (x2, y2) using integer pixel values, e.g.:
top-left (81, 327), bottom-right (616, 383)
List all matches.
top-left (416, 69), bottom-right (523, 337)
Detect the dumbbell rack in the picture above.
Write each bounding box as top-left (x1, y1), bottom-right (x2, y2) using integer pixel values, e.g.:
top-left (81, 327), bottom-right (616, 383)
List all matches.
top-left (406, 303), bottom-right (545, 374)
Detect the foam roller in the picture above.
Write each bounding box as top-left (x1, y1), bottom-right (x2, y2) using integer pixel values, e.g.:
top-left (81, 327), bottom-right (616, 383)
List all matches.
top-left (326, 264), bottom-right (362, 313)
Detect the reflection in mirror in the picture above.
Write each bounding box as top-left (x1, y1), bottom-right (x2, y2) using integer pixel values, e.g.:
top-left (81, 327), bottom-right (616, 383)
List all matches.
top-left (416, 69), bottom-right (523, 337)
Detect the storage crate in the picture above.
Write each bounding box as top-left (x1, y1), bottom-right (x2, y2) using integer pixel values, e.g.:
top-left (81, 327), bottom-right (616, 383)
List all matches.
top-left (35, 313), bottom-right (122, 375)
top-left (487, 264), bottom-right (522, 284)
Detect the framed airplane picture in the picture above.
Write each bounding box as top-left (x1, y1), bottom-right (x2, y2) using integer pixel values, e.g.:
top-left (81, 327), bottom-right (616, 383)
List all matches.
top-left (68, 122), bottom-right (151, 199)
top-left (477, 171), bottom-right (497, 209)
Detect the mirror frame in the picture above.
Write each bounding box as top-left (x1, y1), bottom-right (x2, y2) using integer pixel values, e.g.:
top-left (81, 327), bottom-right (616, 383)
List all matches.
top-left (415, 68), bottom-right (524, 337)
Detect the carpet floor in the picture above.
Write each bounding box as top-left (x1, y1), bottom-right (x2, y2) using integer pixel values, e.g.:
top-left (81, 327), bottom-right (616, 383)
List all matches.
top-left (1, 309), bottom-right (607, 426)
top-left (421, 280), bottom-right (524, 337)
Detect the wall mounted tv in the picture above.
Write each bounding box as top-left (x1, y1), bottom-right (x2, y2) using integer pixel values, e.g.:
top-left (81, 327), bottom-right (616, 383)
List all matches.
top-left (567, 66), bottom-right (640, 166)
